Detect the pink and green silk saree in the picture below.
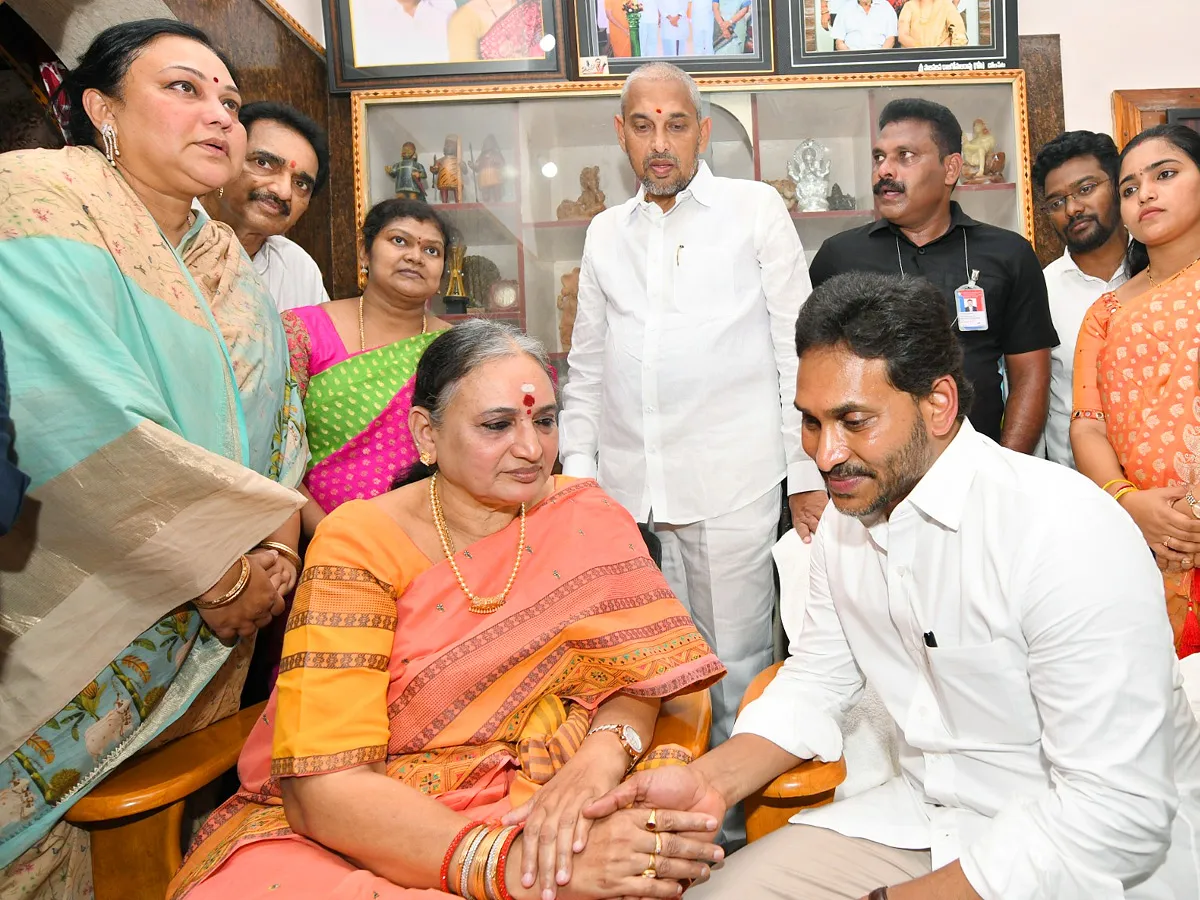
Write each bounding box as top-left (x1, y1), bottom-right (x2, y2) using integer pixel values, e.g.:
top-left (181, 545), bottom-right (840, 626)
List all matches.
top-left (283, 305), bottom-right (441, 512)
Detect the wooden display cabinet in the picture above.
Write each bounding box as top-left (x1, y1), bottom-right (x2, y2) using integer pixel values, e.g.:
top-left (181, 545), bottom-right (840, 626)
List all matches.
top-left (351, 71), bottom-right (1032, 371)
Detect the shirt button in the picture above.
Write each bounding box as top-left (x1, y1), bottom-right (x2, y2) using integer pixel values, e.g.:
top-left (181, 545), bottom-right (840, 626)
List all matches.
top-left (645, 406), bottom-right (655, 412)
top-left (917, 247), bottom-right (926, 255)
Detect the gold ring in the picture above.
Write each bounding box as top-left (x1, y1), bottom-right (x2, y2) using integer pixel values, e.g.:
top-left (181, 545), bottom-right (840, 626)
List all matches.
top-left (642, 853), bottom-right (657, 878)
top-left (645, 808), bottom-right (658, 832)
top-left (654, 832), bottom-right (663, 855)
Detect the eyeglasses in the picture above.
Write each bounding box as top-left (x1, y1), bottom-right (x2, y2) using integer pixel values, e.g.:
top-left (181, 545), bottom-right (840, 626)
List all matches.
top-left (1040, 178), bottom-right (1110, 215)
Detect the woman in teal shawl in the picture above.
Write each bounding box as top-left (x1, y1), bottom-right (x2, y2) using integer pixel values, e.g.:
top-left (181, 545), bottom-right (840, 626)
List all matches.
top-left (0, 20), bottom-right (307, 896)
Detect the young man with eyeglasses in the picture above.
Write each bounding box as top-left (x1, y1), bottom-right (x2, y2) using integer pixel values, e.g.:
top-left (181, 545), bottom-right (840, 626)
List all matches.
top-left (1032, 131), bottom-right (1129, 469)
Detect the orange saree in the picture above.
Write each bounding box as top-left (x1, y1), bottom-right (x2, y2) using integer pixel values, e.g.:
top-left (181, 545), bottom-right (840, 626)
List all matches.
top-left (169, 477), bottom-right (724, 899)
top-left (1073, 274), bottom-right (1200, 657)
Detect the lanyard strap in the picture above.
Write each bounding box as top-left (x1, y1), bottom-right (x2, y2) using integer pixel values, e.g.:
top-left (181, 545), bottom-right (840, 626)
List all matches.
top-left (895, 229), bottom-right (972, 284)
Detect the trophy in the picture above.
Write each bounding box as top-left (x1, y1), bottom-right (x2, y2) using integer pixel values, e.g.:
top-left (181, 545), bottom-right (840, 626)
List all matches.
top-left (788, 139), bottom-right (832, 213)
top-left (443, 243), bottom-right (470, 314)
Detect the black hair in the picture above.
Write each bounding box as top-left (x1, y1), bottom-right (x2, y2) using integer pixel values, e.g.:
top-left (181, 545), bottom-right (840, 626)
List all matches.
top-left (361, 197), bottom-right (453, 255)
top-left (58, 18), bottom-right (238, 147)
top-left (392, 320), bottom-right (556, 489)
top-left (1119, 124), bottom-right (1200, 276)
top-left (1031, 130), bottom-right (1120, 193)
top-left (878, 98), bottom-right (963, 159)
top-left (795, 271), bottom-right (975, 420)
top-left (239, 101), bottom-right (330, 197)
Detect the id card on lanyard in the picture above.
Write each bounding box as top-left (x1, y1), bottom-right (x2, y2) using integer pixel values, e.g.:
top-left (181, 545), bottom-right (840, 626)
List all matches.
top-left (955, 269), bottom-right (988, 332)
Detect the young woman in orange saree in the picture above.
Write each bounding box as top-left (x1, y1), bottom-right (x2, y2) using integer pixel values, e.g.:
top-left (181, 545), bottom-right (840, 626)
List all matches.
top-left (1072, 125), bottom-right (1200, 659)
top-left (170, 321), bottom-right (726, 900)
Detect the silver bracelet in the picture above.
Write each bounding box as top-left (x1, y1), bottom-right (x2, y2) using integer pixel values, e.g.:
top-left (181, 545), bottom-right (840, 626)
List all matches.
top-left (484, 825), bottom-right (516, 900)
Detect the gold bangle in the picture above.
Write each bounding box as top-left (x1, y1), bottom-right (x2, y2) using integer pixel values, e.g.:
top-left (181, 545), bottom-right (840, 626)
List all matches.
top-left (458, 826), bottom-right (490, 900)
top-left (469, 828), bottom-right (503, 900)
top-left (1113, 486), bottom-right (1139, 503)
top-left (484, 826), bottom-right (515, 900)
top-left (257, 540), bottom-right (302, 572)
top-left (452, 824), bottom-right (487, 898)
top-left (1101, 478), bottom-right (1135, 495)
top-left (194, 555), bottom-right (251, 609)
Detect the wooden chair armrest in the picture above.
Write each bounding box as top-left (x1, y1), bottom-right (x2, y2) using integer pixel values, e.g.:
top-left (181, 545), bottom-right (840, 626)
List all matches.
top-left (66, 701), bottom-right (266, 823)
top-left (650, 690), bottom-right (711, 760)
top-left (759, 756), bottom-right (846, 798)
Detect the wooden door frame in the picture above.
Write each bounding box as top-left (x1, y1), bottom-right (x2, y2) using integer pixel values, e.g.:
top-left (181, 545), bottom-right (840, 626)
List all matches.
top-left (1113, 87), bottom-right (1200, 148)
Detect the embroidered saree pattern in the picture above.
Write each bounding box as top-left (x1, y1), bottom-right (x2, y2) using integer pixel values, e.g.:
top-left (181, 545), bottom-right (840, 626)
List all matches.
top-left (0, 146), bottom-right (306, 869)
top-left (1074, 275), bottom-right (1200, 654)
top-left (169, 478), bottom-right (723, 898)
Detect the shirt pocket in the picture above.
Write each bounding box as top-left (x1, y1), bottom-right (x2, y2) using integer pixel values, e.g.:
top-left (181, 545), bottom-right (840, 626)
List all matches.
top-left (926, 639), bottom-right (1040, 744)
top-left (673, 242), bottom-right (736, 316)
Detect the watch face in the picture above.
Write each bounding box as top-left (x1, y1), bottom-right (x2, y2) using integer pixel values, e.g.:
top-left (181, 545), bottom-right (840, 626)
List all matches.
top-left (622, 725), bottom-right (643, 754)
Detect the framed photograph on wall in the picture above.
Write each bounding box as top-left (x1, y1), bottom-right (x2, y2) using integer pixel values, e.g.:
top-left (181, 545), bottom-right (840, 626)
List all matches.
top-left (323, 0), bottom-right (568, 91)
top-left (776, 0), bottom-right (1017, 76)
top-left (573, 0), bottom-right (775, 77)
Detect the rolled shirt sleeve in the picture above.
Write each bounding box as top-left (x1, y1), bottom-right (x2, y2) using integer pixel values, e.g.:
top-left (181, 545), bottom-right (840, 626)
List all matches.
top-left (732, 529), bottom-right (864, 759)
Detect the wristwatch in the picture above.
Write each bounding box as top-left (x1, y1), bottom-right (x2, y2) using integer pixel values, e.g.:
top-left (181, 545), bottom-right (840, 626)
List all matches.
top-left (586, 723), bottom-right (645, 768)
top-left (867, 888), bottom-right (889, 900)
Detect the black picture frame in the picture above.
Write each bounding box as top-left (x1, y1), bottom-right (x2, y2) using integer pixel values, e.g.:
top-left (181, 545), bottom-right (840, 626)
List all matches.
top-left (323, 0), bottom-right (568, 92)
top-left (776, 0), bottom-right (1017, 76)
top-left (572, 0), bottom-right (775, 77)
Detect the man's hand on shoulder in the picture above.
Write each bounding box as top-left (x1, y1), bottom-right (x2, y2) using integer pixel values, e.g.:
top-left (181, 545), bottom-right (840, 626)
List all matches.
top-left (789, 490), bottom-right (829, 543)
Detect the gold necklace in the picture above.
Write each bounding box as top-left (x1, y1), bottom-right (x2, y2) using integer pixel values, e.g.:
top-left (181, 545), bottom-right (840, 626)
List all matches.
top-left (429, 471), bottom-right (526, 614)
top-left (1148, 254), bottom-right (1200, 288)
top-left (358, 294), bottom-right (427, 352)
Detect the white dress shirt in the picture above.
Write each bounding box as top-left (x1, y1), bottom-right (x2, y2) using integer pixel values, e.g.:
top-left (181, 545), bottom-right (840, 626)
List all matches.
top-left (253, 235), bottom-right (331, 313)
top-left (1041, 251), bottom-right (1127, 468)
top-left (831, 1), bottom-right (898, 50)
top-left (734, 421), bottom-right (1200, 899)
top-left (559, 162), bottom-right (823, 525)
top-left (351, 0), bottom-right (455, 66)
top-left (659, 0), bottom-right (690, 41)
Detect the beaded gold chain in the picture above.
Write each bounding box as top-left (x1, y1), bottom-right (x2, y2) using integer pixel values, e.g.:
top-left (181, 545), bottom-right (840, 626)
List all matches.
top-left (1148, 254), bottom-right (1200, 287)
top-left (429, 472), bottom-right (526, 614)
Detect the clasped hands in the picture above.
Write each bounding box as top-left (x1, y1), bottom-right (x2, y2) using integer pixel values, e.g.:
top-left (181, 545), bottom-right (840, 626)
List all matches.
top-left (194, 546), bottom-right (298, 643)
top-left (501, 755), bottom-right (725, 900)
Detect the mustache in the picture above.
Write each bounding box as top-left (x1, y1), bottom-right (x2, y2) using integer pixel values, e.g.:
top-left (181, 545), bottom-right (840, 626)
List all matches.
top-left (824, 462), bottom-right (875, 480)
top-left (249, 189), bottom-right (290, 216)
top-left (643, 152), bottom-right (680, 168)
top-left (1067, 213), bottom-right (1097, 227)
top-left (873, 178), bottom-right (905, 196)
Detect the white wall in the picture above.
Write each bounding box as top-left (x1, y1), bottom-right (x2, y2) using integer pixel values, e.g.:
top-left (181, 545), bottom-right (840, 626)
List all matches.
top-left (1018, 0), bottom-right (1200, 136)
top-left (267, 0), bottom-right (1199, 136)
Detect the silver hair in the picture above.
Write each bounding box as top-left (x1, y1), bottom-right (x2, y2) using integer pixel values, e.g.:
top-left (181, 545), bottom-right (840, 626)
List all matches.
top-left (417, 319), bottom-right (556, 426)
top-left (620, 62), bottom-right (703, 119)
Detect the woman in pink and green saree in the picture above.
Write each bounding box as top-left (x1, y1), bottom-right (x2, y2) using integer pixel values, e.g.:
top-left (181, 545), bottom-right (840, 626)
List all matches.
top-left (284, 199), bottom-right (451, 538)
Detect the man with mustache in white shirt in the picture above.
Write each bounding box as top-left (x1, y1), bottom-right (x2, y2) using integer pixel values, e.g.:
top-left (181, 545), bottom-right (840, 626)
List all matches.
top-left (587, 270), bottom-right (1200, 900)
top-left (559, 63), bottom-right (828, 807)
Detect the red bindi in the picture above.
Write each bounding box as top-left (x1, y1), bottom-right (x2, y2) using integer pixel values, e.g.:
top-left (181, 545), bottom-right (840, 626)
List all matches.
top-left (656, 108), bottom-right (662, 114)
top-left (289, 160), bottom-right (296, 168)
top-left (213, 76), bottom-right (219, 83)
top-left (523, 394), bottom-right (535, 414)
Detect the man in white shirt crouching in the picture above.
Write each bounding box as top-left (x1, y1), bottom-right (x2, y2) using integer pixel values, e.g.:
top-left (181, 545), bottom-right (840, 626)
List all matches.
top-left (587, 270), bottom-right (1200, 900)
top-left (203, 102), bottom-right (330, 312)
top-left (559, 61), bottom-right (829, 766)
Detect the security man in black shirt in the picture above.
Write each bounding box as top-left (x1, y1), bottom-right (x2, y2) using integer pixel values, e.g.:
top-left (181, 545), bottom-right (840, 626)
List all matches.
top-left (809, 98), bottom-right (1057, 451)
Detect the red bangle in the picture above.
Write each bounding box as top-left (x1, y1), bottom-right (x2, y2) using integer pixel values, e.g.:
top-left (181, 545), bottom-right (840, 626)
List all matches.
top-left (494, 823), bottom-right (524, 900)
top-left (441, 821), bottom-right (484, 893)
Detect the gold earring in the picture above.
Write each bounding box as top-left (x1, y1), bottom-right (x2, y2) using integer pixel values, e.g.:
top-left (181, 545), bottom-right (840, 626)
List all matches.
top-left (419, 449), bottom-right (433, 466)
top-left (100, 122), bottom-right (119, 167)
top-left (218, 186), bottom-right (224, 199)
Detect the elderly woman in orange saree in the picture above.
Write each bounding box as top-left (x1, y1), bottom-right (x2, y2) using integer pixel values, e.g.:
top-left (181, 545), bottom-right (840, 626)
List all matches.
top-left (170, 320), bottom-right (727, 900)
top-left (1072, 124), bottom-right (1200, 660)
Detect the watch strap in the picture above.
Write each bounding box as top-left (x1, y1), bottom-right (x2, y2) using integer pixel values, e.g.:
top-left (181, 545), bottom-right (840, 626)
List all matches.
top-left (586, 724), bottom-right (641, 764)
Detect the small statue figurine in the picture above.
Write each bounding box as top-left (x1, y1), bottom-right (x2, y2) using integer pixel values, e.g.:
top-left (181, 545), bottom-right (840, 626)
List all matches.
top-left (470, 136), bottom-right (508, 204)
top-left (384, 142), bottom-right (427, 200)
top-left (960, 119), bottom-right (1006, 184)
top-left (430, 135), bottom-right (463, 204)
top-left (557, 267), bottom-right (581, 353)
top-left (443, 242), bottom-right (470, 314)
top-left (556, 166), bottom-right (607, 221)
top-left (827, 183), bottom-right (857, 210)
top-left (788, 139), bottom-right (832, 213)
top-left (763, 177), bottom-right (797, 212)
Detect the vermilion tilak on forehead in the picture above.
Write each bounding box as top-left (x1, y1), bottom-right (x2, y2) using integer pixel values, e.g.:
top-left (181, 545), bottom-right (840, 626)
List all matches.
top-left (290, 161), bottom-right (296, 168)
top-left (521, 382), bottom-right (536, 415)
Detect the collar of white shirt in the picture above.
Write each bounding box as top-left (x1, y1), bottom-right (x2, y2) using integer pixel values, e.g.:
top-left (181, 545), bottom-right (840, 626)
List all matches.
top-left (865, 419), bottom-right (979, 549)
top-left (627, 160), bottom-right (716, 214)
